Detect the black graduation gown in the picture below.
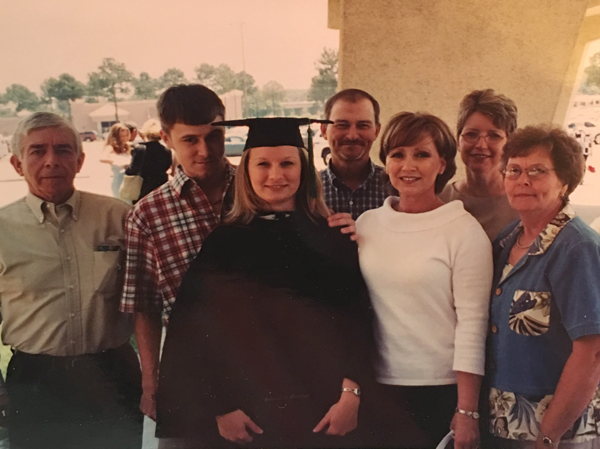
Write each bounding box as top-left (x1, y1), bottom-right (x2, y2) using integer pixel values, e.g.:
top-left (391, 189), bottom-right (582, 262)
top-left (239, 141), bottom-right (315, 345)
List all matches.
top-left (156, 211), bottom-right (375, 448)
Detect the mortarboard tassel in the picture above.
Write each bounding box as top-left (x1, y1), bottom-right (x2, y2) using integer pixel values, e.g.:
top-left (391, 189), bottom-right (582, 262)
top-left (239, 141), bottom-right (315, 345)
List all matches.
top-left (306, 126), bottom-right (318, 198)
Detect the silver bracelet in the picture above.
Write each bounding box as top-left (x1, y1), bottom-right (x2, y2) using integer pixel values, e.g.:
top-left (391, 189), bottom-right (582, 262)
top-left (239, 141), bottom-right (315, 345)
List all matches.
top-left (539, 431), bottom-right (559, 448)
top-left (455, 407), bottom-right (480, 419)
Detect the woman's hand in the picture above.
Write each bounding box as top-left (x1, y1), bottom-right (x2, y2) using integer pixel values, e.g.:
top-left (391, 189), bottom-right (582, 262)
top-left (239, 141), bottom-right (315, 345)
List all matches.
top-left (216, 409), bottom-right (263, 444)
top-left (327, 212), bottom-right (358, 241)
top-left (313, 392), bottom-right (359, 436)
top-left (450, 412), bottom-right (480, 449)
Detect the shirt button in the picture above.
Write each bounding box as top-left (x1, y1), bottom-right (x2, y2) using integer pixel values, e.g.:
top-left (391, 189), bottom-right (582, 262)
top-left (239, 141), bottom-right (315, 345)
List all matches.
top-left (349, 201), bottom-right (354, 205)
top-left (492, 325), bottom-right (498, 333)
top-left (69, 313), bottom-right (75, 318)
top-left (495, 288), bottom-right (502, 295)
top-left (70, 340), bottom-right (76, 345)
top-left (67, 256), bottom-right (72, 261)
top-left (69, 285), bottom-right (74, 289)
top-left (60, 229), bottom-right (65, 233)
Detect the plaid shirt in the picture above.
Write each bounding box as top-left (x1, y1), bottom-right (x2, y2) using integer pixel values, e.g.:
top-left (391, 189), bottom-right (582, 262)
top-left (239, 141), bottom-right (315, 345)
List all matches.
top-left (320, 161), bottom-right (388, 220)
top-left (120, 165), bottom-right (235, 319)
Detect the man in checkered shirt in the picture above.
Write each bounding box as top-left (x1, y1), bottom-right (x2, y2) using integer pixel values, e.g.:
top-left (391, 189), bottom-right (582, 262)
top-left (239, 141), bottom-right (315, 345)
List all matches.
top-left (320, 89), bottom-right (388, 219)
top-left (119, 84), bottom-right (236, 425)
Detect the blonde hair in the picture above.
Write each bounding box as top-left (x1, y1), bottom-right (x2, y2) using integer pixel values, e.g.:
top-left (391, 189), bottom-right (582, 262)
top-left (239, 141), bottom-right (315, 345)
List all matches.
top-left (105, 123), bottom-right (131, 154)
top-left (141, 119), bottom-right (162, 141)
top-left (226, 147), bottom-right (329, 224)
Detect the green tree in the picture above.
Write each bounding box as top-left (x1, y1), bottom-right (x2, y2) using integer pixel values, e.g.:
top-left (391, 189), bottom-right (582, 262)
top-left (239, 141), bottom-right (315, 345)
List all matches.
top-left (308, 48), bottom-right (338, 107)
top-left (158, 68), bottom-right (187, 90)
top-left (262, 81), bottom-right (286, 116)
top-left (194, 63), bottom-right (257, 95)
top-left (41, 73), bottom-right (86, 119)
top-left (195, 63), bottom-right (217, 87)
top-left (583, 52), bottom-right (600, 94)
top-left (133, 72), bottom-right (158, 99)
top-left (87, 58), bottom-right (134, 121)
top-left (3, 84), bottom-right (40, 112)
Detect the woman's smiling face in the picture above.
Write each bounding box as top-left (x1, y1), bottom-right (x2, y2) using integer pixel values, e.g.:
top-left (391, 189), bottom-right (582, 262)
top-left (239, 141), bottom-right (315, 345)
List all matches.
top-left (459, 111), bottom-right (507, 176)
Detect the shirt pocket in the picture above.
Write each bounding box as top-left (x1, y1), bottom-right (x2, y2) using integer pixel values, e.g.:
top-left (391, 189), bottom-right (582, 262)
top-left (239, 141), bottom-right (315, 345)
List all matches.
top-left (93, 250), bottom-right (123, 293)
top-left (508, 290), bottom-right (551, 336)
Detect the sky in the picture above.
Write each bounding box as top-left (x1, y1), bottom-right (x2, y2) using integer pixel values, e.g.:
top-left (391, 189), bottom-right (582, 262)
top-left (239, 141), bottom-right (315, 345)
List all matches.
top-left (0, 0), bottom-right (339, 94)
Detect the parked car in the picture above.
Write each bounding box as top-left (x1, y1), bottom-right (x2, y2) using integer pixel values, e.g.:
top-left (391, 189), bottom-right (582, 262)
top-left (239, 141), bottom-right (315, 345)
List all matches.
top-left (80, 130), bottom-right (98, 142)
top-left (225, 135), bottom-right (246, 157)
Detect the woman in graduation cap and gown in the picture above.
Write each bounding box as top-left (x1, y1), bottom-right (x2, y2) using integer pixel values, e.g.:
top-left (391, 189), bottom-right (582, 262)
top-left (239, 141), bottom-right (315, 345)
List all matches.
top-left (155, 118), bottom-right (379, 448)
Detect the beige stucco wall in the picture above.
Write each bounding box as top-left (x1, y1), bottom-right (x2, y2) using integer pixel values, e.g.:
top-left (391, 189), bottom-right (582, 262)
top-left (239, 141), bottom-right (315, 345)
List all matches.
top-left (331, 0), bottom-right (591, 137)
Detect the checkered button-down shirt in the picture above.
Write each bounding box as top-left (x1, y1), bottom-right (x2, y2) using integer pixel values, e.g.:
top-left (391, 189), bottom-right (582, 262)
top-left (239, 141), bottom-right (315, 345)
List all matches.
top-left (320, 161), bottom-right (388, 220)
top-left (120, 164), bottom-right (235, 319)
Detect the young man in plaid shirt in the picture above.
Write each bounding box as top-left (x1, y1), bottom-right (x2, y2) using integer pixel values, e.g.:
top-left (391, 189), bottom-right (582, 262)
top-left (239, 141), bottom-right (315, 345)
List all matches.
top-left (120, 84), bottom-right (236, 425)
top-left (320, 89), bottom-right (387, 219)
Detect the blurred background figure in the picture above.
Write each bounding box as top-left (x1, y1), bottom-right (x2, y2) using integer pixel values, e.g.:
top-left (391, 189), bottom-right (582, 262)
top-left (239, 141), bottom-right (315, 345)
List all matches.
top-left (440, 89), bottom-right (520, 240)
top-left (125, 121), bottom-right (140, 143)
top-left (125, 119), bottom-right (173, 202)
top-left (100, 123), bottom-right (132, 199)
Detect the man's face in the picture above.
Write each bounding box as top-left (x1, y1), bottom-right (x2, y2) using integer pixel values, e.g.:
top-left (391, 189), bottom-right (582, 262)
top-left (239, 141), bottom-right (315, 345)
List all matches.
top-left (161, 118), bottom-right (226, 182)
top-left (321, 98), bottom-right (381, 165)
top-left (11, 126), bottom-right (84, 204)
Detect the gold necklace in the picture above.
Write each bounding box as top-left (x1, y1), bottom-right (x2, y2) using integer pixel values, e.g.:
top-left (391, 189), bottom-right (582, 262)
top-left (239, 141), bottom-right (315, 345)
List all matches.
top-left (516, 230), bottom-right (533, 249)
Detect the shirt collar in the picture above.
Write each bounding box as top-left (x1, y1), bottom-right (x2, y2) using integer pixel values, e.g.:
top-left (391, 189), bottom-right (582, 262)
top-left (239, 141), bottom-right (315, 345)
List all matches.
top-left (170, 163), bottom-right (237, 197)
top-left (499, 203), bottom-right (576, 256)
top-left (325, 160), bottom-right (377, 186)
top-left (26, 190), bottom-right (80, 223)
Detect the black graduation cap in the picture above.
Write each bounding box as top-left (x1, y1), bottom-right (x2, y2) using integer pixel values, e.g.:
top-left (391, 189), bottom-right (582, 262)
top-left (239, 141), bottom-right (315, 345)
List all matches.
top-left (213, 117), bottom-right (332, 197)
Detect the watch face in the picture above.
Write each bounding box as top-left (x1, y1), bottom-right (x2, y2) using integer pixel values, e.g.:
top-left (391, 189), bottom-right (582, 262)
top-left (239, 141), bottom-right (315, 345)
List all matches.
top-left (355, 388), bottom-right (361, 396)
top-left (542, 436), bottom-right (553, 446)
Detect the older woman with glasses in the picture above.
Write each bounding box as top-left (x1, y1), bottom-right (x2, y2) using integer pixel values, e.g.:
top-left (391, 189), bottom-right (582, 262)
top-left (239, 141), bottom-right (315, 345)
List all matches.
top-left (440, 89), bottom-right (520, 240)
top-left (488, 125), bottom-right (600, 449)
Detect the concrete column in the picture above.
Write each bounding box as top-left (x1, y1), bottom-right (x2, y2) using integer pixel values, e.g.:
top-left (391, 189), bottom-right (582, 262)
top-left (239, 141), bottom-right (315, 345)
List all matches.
top-left (331, 0), bottom-right (592, 136)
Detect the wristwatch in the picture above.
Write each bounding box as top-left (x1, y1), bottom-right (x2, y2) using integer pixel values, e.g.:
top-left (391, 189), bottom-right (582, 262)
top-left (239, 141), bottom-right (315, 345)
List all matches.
top-left (539, 431), bottom-right (559, 448)
top-left (341, 387), bottom-right (361, 397)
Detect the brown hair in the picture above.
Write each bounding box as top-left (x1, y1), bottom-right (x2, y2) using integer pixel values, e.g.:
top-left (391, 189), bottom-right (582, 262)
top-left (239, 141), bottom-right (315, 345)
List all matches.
top-left (105, 123), bottom-right (130, 154)
top-left (379, 112), bottom-right (457, 194)
top-left (324, 88), bottom-right (380, 124)
top-left (157, 84), bottom-right (225, 134)
top-left (501, 124), bottom-right (585, 201)
top-left (226, 147), bottom-right (329, 224)
top-left (456, 89), bottom-right (518, 139)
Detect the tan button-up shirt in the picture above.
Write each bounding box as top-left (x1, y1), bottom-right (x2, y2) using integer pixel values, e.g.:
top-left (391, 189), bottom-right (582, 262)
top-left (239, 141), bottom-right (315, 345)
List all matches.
top-left (0, 191), bottom-right (133, 356)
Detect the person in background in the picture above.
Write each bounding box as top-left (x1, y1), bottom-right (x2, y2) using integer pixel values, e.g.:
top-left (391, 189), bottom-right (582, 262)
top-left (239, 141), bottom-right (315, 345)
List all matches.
top-left (439, 89), bottom-right (520, 240)
top-left (487, 125), bottom-right (600, 449)
top-left (125, 121), bottom-right (140, 142)
top-left (0, 112), bottom-right (142, 449)
top-left (356, 112), bottom-right (492, 449)
top-left (320, 89), bottom-right (387, 219)
top-left (100, 122), bottom-right (132, 199)
top-left (125, 118), bottom-right (173, 201)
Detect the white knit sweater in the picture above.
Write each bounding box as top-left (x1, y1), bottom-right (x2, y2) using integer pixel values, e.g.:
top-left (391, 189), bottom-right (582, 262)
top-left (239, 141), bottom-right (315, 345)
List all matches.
top-left (356, 197), bottom-right (493, 386)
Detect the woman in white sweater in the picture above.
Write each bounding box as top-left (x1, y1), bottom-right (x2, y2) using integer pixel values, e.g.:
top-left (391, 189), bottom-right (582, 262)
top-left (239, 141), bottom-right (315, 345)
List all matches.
top-left (356, 112), bottom-right (493, 449)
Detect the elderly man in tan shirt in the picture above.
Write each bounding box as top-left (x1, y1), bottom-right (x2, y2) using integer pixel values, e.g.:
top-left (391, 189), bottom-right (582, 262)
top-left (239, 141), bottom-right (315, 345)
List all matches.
top-left (0, 112), bottom-right (143, 449)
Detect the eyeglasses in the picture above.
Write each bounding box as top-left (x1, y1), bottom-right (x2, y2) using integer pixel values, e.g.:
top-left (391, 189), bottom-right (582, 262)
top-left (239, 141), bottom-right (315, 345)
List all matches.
top-left (502, 165), bottom-right (556, 180)
top-left (460, 131), bottom-right (506, 145)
